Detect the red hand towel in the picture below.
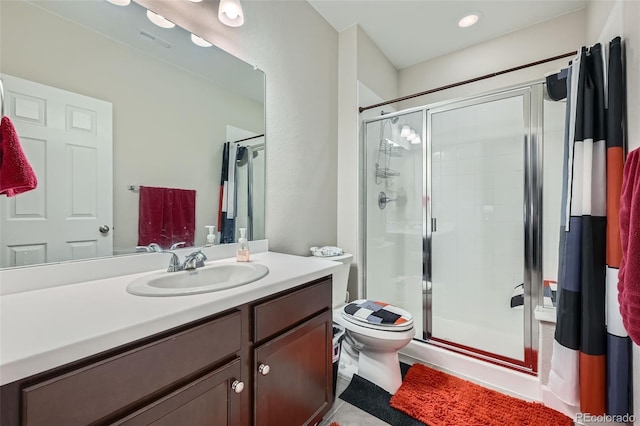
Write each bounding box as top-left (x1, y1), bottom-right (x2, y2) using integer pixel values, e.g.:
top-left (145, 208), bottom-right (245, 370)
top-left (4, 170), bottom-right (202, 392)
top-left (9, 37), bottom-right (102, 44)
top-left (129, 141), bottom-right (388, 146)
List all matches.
top-left (0, 116), bottom-right (38, 197)
top-left (618, 147), bottom-right (640, 344)
top-left (138, 186), bottom-right (196, 249)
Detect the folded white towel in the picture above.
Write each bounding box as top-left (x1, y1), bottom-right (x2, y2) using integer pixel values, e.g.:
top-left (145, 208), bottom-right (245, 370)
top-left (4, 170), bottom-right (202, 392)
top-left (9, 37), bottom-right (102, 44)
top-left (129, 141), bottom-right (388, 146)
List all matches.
top-left (310, 246), bottom-right (344, 257)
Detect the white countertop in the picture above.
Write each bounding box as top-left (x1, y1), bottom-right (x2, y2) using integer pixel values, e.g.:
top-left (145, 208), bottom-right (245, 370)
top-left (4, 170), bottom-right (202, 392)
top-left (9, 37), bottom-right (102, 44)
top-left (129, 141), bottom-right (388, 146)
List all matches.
top-left (0, 252), bottom-right (341, 386)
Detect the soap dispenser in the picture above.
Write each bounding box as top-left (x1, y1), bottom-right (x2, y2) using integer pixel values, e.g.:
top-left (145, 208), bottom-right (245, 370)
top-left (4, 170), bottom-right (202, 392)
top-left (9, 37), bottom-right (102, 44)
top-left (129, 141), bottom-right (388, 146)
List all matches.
top-left (205, 226), bottom-right (216, 247)
top-left (236, 228), bottom-right (250, 262)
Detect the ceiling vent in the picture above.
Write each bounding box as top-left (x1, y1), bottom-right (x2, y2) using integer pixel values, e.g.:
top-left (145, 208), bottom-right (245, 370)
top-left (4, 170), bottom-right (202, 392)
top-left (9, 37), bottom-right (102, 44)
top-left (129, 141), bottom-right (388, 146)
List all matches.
top-left (138, 29), bottom-right (173, 50)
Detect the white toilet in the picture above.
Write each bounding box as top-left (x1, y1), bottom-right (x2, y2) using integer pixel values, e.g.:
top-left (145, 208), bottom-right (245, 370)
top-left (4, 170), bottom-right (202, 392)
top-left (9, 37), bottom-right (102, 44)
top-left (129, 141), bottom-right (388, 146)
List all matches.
top-left (329, 253), bottom-right (415, 395)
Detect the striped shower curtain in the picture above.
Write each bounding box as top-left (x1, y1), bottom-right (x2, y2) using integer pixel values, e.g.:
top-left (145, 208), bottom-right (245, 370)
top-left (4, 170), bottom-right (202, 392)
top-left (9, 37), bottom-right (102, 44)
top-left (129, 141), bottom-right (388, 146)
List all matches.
top-left (549, 37), bottom-right (632, 418)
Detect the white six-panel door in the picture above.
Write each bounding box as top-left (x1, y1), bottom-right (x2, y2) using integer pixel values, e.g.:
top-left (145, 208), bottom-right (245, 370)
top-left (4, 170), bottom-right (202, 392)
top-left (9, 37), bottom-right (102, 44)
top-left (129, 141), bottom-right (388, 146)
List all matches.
top-left (0, 74), bottom-right (113, 268)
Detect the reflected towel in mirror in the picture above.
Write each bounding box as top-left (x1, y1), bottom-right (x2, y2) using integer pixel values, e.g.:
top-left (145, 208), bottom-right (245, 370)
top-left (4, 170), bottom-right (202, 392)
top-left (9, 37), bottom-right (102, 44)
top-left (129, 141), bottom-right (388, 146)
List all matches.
top-left (0, 116), bottom-right (38, 197)
top-left (138, 186), bottom-right (196, 249)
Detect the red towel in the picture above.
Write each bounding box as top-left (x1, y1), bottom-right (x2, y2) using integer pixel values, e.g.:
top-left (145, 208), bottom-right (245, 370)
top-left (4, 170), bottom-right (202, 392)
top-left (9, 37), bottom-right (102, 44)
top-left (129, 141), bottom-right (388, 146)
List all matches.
top-left (618, 147), bottom-right (640, 344)
top-left (0, 116), bottom-right (38, 197)
top-left (137, 186), bottom-right (196, 249)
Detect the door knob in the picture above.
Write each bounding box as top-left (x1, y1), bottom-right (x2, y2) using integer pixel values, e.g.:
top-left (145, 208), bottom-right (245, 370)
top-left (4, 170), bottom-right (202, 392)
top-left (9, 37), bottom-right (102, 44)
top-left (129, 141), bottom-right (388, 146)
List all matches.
top-left (231, 380), bottom-right (244, 394)
top-left (258, 363), bottom-right (270, 376)
top-left (99, 225), bottom-right (110, 234)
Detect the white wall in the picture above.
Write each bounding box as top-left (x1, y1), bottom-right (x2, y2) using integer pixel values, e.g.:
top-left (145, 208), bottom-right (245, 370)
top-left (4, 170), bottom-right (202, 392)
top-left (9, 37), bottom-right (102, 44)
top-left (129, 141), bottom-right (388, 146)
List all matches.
top-left (136, 0), bottom-right (339, 256)
top-left (0, 1), bottom-right (264, 253)
top-left (337, 24), bottom-right (399, 299)
top-left (398, 10), bottom-right (586, 108)
top-left (356, 27), bottom-right (399, 103)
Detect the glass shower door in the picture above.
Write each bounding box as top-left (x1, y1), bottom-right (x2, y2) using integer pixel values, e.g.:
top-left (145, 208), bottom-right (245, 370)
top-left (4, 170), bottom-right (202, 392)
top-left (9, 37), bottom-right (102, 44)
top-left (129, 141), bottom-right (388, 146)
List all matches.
top-left (427, 89), bottom-right (531, 364)
top-left (364, 109), bottom-right (425, 338)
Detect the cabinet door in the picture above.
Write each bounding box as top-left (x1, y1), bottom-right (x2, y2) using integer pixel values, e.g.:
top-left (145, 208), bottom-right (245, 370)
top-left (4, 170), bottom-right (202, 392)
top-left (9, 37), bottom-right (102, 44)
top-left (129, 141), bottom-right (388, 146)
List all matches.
top-left (254, 310), bottom-right (332, 426)
top-left (113, 358), bottom-right (243, 426)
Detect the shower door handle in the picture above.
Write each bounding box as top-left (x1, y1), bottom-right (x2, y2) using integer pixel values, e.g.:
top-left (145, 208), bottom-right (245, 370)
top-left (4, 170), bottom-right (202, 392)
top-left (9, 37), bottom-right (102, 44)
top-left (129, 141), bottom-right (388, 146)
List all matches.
top-left (431, 218), bottom-right (437, 232)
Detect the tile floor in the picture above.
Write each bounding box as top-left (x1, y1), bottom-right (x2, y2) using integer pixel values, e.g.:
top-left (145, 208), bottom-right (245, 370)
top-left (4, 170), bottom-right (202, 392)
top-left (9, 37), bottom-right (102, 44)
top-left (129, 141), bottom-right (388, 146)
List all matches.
top-left (318, 376), bottom-right (390, 426)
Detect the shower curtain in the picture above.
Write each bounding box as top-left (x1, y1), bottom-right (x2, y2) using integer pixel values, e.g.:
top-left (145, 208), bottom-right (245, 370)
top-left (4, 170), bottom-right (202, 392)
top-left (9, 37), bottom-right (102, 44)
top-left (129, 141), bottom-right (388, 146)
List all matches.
top-left (218, 142), bottom-right (248, 243)
top-left (218, 142), bottom-right (235, 243)
top-left (549, 37), bottom-right (632, 418)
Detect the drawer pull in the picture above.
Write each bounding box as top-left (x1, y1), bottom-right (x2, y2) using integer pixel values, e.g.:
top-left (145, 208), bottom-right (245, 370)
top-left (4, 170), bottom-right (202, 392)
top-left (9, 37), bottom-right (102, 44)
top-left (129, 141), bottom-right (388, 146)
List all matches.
top-left (231, 380), bottom-right (245, 394)
top-left (258, 363), bottom-right (270, 376)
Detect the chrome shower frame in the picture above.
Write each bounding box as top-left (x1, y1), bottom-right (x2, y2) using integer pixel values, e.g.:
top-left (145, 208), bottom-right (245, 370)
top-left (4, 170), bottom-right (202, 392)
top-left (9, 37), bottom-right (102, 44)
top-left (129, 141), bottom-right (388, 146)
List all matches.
top-left (360, 81), bottom-right (546, 373)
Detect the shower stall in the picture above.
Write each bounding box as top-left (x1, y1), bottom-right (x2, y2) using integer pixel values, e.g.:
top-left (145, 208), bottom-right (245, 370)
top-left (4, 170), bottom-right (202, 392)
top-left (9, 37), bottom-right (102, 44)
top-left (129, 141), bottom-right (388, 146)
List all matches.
top-left (362, 82), bottom-right (565, 371)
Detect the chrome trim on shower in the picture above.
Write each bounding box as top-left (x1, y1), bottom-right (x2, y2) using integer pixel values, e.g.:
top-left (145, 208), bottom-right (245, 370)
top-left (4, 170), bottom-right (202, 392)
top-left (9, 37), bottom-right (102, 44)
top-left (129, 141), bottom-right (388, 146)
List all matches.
top-left (361, 80), bottom-right (547, 373)
top-left (522, 86), bottom-right (536, 371)
top-left (360, 118), bottom-right (370, 300)
top-left (423, 85), bottom-right (542, 371)
top-left (527, 83), bottom-right (544, 369)
top-left (423, 107), bottom-right (430, 341)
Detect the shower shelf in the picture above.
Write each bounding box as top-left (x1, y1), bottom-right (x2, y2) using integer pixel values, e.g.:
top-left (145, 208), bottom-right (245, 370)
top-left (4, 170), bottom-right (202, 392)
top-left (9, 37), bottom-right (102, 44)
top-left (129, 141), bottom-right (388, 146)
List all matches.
top-left (379, 139), bottom-right (404, 157)
top-left (375, 119), bottom-right (403, 184)
top-left (375, 166), bottom-right (400, 179)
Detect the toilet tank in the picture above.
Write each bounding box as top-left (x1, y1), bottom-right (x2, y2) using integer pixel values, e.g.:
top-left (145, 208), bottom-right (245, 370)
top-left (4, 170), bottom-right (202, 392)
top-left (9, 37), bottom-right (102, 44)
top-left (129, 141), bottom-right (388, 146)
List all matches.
top-left (328, 253), bottom-right (353, 309)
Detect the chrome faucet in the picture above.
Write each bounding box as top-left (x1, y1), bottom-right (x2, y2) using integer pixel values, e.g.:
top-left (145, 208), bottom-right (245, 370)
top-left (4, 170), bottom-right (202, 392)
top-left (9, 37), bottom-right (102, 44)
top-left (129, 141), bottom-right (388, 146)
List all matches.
top-left (136, 243), bottom-right (163, 253)
top-left (169, 241), bottom-right (186, 250)
top-left (182, 250), bottom-right (208, 270)
top-left (166, 250), bottom-right (207, 272)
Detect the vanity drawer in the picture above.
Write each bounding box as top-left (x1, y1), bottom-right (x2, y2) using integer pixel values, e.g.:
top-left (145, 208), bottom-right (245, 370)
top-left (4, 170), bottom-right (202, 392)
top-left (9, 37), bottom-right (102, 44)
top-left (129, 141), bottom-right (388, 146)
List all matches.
top-left (22, 310), bottom-right (242, 426)
top-left (253, 277), bottom-right (331, 342)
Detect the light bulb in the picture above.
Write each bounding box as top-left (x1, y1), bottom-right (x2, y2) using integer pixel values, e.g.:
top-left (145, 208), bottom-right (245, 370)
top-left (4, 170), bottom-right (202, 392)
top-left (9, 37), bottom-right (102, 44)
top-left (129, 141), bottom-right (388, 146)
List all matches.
top-left (146, 10), bottom-right (175, 29)
top-left (191, 34), bottom-right (212, 47)
top-left (400, 125), bottom-right (411, 137)
top-left (218, 0), bottom-right (244, 27)
top-left (224, 8), bottom-right (239, 19)
top-left (410, 135), bottom-right (422, 145)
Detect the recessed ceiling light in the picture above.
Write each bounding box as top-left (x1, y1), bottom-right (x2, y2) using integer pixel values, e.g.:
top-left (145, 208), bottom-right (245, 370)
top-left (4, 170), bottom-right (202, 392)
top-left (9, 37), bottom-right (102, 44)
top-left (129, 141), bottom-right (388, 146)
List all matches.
top-left (146, 10), bottom-right (175, 29)
top-left (458, 12), bottom-right (481, 28)
top-left (191, 34), bottom-right (212, 47)
top-left (106, 0), bottom-right (130, 5)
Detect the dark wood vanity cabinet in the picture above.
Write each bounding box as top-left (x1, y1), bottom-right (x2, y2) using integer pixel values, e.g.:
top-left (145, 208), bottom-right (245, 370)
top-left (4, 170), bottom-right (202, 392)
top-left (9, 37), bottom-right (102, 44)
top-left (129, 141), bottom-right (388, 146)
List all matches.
top-left (252, 279), bottom-right (333, 426)
top-left (254, 311), bottom-right (332, 426)
top-left (0, 275), bottom-right (333, 426)
top-left (112, 358), bottom-right (243, 426)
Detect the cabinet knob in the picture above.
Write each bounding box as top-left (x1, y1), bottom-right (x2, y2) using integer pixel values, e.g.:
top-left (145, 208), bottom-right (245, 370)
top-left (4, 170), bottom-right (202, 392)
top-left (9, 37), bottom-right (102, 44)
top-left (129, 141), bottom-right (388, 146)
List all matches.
top-left (258, 363), bottom-right (270, 376)
top-left (231, 380), bottom-right (244, 394)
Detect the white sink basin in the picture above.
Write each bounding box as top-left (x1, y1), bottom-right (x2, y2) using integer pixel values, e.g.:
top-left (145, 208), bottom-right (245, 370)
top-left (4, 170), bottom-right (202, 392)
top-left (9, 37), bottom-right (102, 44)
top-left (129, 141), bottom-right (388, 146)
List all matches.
top-left (127, 262), bottom-right (270, 296)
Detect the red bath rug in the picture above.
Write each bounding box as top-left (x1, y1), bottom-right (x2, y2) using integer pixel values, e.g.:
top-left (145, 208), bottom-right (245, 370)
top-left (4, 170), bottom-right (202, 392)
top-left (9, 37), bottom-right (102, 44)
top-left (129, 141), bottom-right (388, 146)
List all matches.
top-left (390, 363), bottom-right (573, 426)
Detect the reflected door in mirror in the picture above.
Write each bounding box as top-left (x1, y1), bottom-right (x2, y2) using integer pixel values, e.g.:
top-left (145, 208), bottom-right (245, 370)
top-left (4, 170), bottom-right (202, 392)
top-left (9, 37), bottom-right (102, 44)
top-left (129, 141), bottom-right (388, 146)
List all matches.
top-left (0, 74), bottom-right (113, 268)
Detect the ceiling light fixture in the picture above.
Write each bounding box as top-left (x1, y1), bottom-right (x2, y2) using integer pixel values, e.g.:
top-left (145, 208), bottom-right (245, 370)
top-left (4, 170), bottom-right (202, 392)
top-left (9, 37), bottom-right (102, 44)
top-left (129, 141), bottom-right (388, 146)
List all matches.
top-left (105, 0), bottom-right (130, 6)
top-left (146, 10), bottom-right (175, 28)
top-left (191, 33), bottom-right (212, 47)
top-left (458, 12), bottom-right (481, 28)
top-left (218, 0), bottom-right (245, 27)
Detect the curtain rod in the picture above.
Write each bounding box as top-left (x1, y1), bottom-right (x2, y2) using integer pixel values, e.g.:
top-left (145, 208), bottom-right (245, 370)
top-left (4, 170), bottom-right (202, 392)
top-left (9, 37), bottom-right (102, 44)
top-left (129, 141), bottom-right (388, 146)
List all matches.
top-left (232, 134), bottom-right (265, 144)
top-left (359, 50), bottom-right (577, 113)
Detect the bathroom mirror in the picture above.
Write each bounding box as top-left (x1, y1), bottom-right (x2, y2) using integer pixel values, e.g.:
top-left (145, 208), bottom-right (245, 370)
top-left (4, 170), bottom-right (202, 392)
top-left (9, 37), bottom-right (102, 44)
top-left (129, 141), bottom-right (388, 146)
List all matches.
top-left (0, 0), bottom-right (265, 268)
